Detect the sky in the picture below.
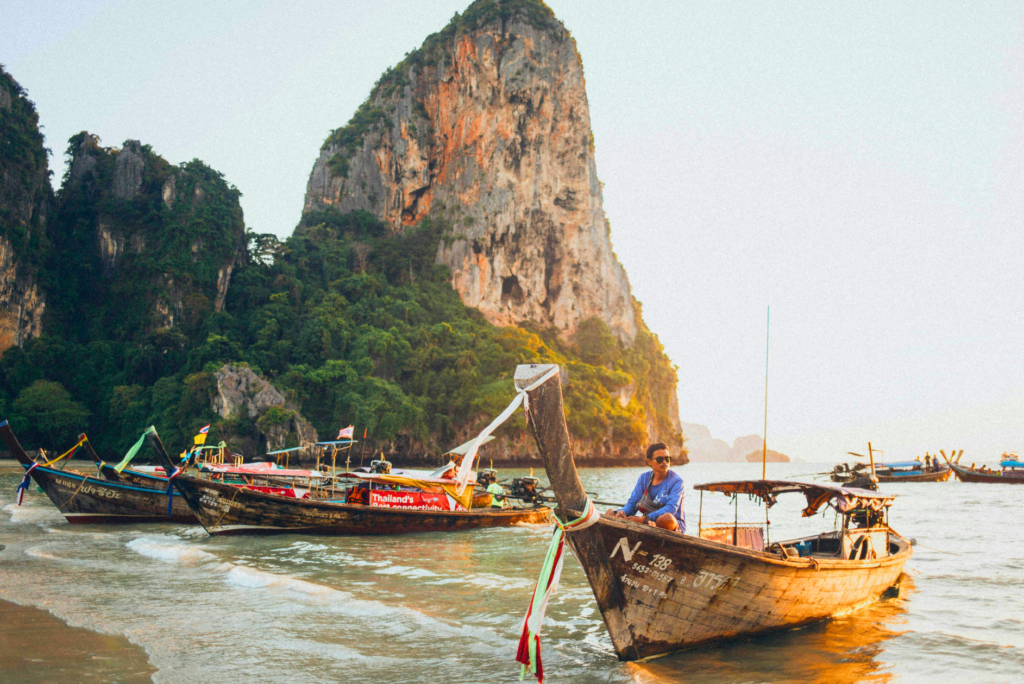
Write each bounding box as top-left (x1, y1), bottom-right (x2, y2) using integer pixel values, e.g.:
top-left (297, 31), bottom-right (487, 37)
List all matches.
top-left (3, 1), bottom-right (1022, 462)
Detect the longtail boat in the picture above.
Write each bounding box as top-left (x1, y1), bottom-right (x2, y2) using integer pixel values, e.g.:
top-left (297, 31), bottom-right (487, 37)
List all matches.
top-left (0, 422), bottom-right (196, 524)
top-left (831, 445), bottom-right (954, 483)
top-left (512, 364), bottom-right (911, 663)
top-left (951, 452), bottom-right (1024, 483)
top-left (145, 428), bottom-right (551, 536)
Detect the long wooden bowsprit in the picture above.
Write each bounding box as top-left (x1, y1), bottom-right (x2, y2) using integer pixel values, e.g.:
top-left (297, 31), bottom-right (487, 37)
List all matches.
top-left (514, 364), bottom-right (639, 661)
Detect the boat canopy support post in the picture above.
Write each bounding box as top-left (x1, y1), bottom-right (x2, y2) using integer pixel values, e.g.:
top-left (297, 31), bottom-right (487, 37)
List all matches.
top-left (514, 364), bottom-right (639, 662)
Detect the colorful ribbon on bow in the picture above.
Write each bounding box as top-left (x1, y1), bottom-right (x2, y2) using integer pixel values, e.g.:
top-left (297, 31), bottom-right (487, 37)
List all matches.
top-left (516, 498), bottom-right (601, 683)
top-left (38, 436), bottom-right (88, 468)
top-left (16, 463), bottom-right (39, 506)
top-left (165, 467), bottom-right (182, 517)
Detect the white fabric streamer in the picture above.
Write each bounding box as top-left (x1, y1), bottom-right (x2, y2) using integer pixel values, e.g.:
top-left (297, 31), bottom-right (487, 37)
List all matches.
top-left (455, 365), bottom-right (561, 495)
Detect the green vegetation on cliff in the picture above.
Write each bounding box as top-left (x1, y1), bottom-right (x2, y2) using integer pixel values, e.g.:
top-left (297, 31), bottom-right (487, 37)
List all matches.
top-left (2, 153), bottom-right (678, 459)
top-left (1, 48), bottom-right (681, 463)
top-left (0, 65), bottom-right (51, 269)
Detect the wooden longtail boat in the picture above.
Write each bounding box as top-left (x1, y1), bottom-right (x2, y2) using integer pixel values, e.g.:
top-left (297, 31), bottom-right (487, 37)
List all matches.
top-left (145, 428), bottom-right (551, 536)
top-left (513, 364), bottom-right (911, 662)
top-left (951, 453), bottom-right (1024, 483)
top-left (832, 462), bottom-right (952, 483)
top-left (0, 422), bottom-right (197, 524)
top-left (77, 435), bottom-right (185, 489)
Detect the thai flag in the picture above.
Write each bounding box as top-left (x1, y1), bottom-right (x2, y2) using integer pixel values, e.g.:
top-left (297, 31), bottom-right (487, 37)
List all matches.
top-left (337, 425), bottom-right (354, 440)
top-left (199, 424), bottom-right (210, 435)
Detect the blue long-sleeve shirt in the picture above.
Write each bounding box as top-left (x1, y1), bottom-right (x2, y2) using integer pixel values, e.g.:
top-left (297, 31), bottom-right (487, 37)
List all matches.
top-left (618, 470), bottom-right (685, 532)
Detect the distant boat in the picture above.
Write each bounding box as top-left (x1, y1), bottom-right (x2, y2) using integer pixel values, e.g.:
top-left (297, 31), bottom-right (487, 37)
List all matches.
top-left (144, 428), bottom-right (551, 536)
top-left (512, 364), bottom-right (911, 663)
top-left (0, 422), bottom-right (196, 524)
top-left (831, 446), bottom-right (954, 484)
top-left (951, 453), bottom-right (1024, 484)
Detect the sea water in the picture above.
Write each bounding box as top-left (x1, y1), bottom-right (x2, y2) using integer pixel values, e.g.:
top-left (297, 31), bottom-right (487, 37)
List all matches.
top-left (1, 462), bottom-right (1022, 683)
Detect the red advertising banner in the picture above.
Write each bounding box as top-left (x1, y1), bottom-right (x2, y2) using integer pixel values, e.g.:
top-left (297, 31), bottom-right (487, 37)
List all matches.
top-left (370, 490), bottom-right (453, 511)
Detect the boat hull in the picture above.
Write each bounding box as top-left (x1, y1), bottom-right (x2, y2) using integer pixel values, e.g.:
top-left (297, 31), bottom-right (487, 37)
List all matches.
top-left (17, 465), bottom-right (197, 524)
top-left (951, 463), bottom-right (1024, 484)
top-left (169, 474), bottom-right (551, 535)
top-left (568, 516), bottom-right (911, 660)
top-left (832, 467), bottom-right (951, 483)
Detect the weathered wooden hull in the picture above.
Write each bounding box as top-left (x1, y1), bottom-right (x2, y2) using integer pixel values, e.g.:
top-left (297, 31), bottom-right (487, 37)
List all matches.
top-left (168, 474), bottom-right (551, 536)
top-left (951, 463), bottom-right (1024, 484)
top-left (16, 464), bottom-right (197, 524)
top-left (567, 516), bottom-right (910, 660)
top-left (512, 362), bottom-right (913, 663)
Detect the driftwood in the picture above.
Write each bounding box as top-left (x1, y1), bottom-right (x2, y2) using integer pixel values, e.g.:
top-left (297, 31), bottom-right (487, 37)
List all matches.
top-left (514, 363), bottom-right (912, 662)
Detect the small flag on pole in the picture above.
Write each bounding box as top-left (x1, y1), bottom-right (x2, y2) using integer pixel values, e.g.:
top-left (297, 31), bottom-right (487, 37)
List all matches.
top-left (363, 428), bottom-right (367, 439)
top-left (337, 425), bottom-right (354, 440)
top-left (194, 424), bottom-right (211, 446)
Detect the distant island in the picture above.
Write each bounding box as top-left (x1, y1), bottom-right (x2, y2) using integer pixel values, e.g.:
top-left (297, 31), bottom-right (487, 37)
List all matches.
top-left (682, 422), bottom-right (790, 462)
top-left (744, 449), bottom-right (790, 463)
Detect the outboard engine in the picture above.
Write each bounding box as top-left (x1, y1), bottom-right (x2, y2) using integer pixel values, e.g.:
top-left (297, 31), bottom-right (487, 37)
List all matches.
top-left (477, 469), bottom-right (498, 487)
top-left (370, 459), bottom-right (392, 475)
top-left (509, 476), bottom-right (542, 503)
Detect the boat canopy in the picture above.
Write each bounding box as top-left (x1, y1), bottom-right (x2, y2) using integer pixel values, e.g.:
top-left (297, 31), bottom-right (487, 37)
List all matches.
top-left (338, 470), bottom-right (475, 509)
top-left (695, 480), bottom-right (896, 517)
top-left (1001, 460), bottom-right (1024, 468)
top-left (201, 462), bottom-right (326, 478)
top-left (877, 460), bottom-right (924, 469)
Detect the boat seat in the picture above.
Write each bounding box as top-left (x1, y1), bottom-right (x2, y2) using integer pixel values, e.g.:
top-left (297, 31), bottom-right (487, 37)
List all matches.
top-left (699, 525), bottom-right (765, 551)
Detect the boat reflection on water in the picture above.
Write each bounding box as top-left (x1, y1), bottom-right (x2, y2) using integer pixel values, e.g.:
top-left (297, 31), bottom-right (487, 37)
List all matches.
top-left (628, 572), bottom-right (914, 684)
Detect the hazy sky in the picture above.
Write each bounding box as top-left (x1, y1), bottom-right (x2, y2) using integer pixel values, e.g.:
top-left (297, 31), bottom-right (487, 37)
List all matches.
top-left (3, 1), bottom-right (1023, 462)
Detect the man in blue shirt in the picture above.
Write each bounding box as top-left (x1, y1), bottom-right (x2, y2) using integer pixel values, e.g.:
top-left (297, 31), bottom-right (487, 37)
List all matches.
top-left (609, 443), bottom-right (685, 533)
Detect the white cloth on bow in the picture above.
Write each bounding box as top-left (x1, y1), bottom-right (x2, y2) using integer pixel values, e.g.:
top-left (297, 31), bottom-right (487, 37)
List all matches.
top-left (454, 366), bottom-right (561, 495)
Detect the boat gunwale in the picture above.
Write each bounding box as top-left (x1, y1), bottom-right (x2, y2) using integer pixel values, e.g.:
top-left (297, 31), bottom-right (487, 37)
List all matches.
top-left (566, 509), bottom-right (913, 571)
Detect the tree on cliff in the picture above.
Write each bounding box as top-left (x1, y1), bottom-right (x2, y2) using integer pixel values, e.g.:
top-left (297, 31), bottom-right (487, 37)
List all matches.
top-left (10, 380), bottom-right (89, 448)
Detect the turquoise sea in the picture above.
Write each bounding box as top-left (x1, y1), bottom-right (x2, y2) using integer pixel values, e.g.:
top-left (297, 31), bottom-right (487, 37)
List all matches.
top-left (1, 462), bottom-right (1022, 683)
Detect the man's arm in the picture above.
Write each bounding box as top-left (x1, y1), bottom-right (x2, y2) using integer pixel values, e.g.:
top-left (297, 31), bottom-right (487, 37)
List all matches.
top-left (642, 475), bottom-right (683, 522)
top-left (616, 473), bottom-right (648, 517)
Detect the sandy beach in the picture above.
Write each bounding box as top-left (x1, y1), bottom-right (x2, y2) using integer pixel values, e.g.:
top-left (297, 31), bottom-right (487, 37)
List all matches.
top-left (0, 599), bottom-right (155, 683)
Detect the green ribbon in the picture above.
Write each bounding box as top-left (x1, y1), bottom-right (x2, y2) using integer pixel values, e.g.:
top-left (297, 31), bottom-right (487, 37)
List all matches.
top-left (114, 426), bottom-right (156, 473)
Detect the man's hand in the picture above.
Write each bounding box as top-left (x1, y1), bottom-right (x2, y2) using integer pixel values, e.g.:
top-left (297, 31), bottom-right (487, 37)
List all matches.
top-left (608, 508), bottom-right (626, 519)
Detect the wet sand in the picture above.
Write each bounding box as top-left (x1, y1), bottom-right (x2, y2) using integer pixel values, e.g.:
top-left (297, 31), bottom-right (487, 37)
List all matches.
top-left (0, 599), bottom-right (155, 683)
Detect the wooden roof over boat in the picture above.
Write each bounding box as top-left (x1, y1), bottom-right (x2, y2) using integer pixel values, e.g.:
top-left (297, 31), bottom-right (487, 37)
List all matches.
top-left (695, 479), bottom-right (896, 516)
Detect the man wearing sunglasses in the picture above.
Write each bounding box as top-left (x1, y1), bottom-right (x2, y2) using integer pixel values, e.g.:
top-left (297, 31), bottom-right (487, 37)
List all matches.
top-left (609, 442), bottom-right (685, 532)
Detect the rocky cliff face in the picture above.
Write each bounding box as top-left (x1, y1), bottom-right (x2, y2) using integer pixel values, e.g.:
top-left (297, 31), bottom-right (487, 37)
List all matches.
top-left (303, 0), bottom-right (636, 343)
top-left (211, 364), bottom-right (319, 453)
top-left (0, 68), bottom-right (49, 354)
top-left (53, 134), bottom-right (247, 333)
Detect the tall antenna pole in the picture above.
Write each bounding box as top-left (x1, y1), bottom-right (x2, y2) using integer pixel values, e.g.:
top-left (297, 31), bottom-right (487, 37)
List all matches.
top-left (762, 306), bottom-right (770, 480)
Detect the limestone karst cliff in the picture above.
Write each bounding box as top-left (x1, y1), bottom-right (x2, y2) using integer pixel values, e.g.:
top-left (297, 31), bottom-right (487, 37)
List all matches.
top-left (47, 133), bottom-right (247, 337)
top-left (0, 5), bottom-right (683, 465)
top-left (0, 67), bottom-right (49, 354)
top-left (303, 0), bottom-right (636, 345)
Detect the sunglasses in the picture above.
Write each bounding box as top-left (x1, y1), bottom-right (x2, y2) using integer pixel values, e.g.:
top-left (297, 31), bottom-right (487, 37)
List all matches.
top-left (651, 456), bottom-right (672, 464)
